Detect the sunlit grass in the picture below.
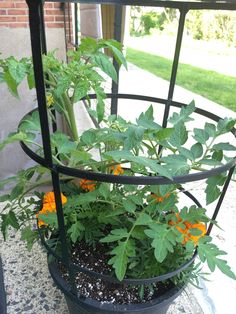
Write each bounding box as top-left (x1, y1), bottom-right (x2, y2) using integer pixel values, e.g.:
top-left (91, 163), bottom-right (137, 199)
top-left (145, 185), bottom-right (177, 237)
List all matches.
top-left (127, 47), bottom-right (236, 112)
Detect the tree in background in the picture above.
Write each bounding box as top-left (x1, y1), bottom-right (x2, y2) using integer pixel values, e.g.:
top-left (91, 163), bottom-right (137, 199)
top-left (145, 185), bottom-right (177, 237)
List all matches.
top-left (130, 6), bottom-right (236, 47)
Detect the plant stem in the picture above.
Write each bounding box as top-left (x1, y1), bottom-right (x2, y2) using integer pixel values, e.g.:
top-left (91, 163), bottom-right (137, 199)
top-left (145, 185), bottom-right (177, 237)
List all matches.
top-left (62, 93), bottom-right (79, 141)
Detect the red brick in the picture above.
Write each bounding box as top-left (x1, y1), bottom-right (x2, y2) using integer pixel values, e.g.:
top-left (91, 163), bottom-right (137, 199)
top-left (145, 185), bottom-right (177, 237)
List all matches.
top-left (9, 22), bottom-right (28, 28)
top-left (0, 2), bottom-right (15, 8)
top-left (46, 22), bottom-right (64, 28)
top-left (44, 3), bottom-right (53, 9)
top-left (15, 3), bottom-right (28, 9)
top-left (55, 16), bottom-right (64, 22)
top-left (7, 9), bottom-right (27, 15)
top-left (16, 16), bottom-right (29, 22)
top-left (45, 9), bottom-right (63, 16)
top-left (0, 16), bottom-right (16, 22)
top-left (53, 2), bottom-right (63, 9)
top-left (0, 22), bottom-right (9, 27)
top-left (44, 16), bottom-right (55, 22)
top-left (0, 9), bottom-right (6, 15)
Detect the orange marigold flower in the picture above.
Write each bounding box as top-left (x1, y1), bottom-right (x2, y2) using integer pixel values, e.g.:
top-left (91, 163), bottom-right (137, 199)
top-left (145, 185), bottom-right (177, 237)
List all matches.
top-left (110, 164), bottom-right (124, 175)
top-left (36, 206), bottom-right (50, 227)
top-left (79, 179), bottom-right (96, 191)
top-left (187, 223), bottom-right (207, 245)
top-left (152, 193), bottom-right (170, 203)
top-left (168, 213), bottom-right (206, 245)
top-left (43, 191), bottom-right (67, 208)
top-left (36, 191), bottom-right (67, 228)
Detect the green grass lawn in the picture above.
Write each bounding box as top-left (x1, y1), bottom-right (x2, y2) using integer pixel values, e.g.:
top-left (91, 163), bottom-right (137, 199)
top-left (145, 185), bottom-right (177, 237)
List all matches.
top-left (127, 47), bottom-right (236, 112)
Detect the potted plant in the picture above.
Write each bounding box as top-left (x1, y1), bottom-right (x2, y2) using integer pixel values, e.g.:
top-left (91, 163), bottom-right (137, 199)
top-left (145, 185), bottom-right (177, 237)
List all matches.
top-left (0, 37), bottom-right (236, 314)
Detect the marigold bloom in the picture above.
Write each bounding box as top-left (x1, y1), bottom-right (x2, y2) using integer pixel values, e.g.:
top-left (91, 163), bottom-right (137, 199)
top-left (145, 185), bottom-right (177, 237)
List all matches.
top-left (152, 193), bottom-right (170, 203)
top-left (43, 191), bottom-right (67, 207)
top-left (168, 213), bottom-right (206, 245)
top-left (37, 191), bottom-right (67, 227)
top-left (188, 223), bottom-right (207, 245)
top-left (79, 179), bottom-right (96, 191)
top-left (110, 164), bottom-right (124, 175)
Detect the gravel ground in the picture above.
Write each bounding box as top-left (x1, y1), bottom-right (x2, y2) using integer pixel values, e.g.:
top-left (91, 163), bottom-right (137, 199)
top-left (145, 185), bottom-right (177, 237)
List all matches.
top-left (0, 219), bottom-right (203, 314)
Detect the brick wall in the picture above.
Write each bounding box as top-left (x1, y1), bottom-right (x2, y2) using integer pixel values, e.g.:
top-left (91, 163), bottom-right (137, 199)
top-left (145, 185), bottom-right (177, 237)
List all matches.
top-left (0, 0), bottom-right (64, 28)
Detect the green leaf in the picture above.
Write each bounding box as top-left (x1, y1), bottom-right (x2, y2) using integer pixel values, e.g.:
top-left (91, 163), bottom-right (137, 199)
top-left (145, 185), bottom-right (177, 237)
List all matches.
top-left (7, 57), bottom-right (29, 84)
top-left (156, 128), bottom-right (174, 141)
top-left (0, 131), bottom-right (28, 151)
top-left (212, 143), bottom-right (236, 151)
top-left (168, 101), bottom-right (195, 125)
top-left (79, 37), bottom-right (98, 54)
top-left (123, 199), bottom-right (136, 213)
top-left (193, 128), bottom-right (210, 144)
top-left (129, 194), bottom-right (144, 206)
top-left (198, 159), bottom-right (222, 166)
top-left (135, 213), bottom-right (152, 226)
top-left (159, 184), bottom-right (176, 196)
top-left (204, 122), bottom-right (216, 137)
top-left (215, 259), bottom-right (236, 280)
top-left (191, 143), bottom-right (203, 159)
top-left (97, 209), bottom-right (123, 224)
top-left (145, 224), bottom-right (176, 263)
top-left (136, 105), bottom-right (160, 130)
top-left (38, 212), bottom-right (58, 228)
top-left (155, 193), bottom-right (177, 213)
top-left (212, 150), bottom-right (223, 162)
top-left (81, 129), bottom-right (97, 145)
top-left (19, 111), bottom-right (41, 133)
top-left (109, 239), bottom-right (135, 281)
top-left (98, 183), bottom-right (110, 199)
top-left (21, 226), bottom-right (38, 251)
top-left (198, 237), bottom-right (236, 280)
top-left (162, 154), bottom-right (190, 175)
top-left (27, 68), bottom-right (35, 89)
top-left (205, 175), bottom-right (226, 205)
top-left (10, 184), bottom-right (24, 200)
top-left (72, 190), bottom-right (98, 205)
top-left (74, 80), bottom-right (90, 102)
top-left (1, 211), bottom-right (20, 240)
top-left (123, 125), bottom-right (145, 150)
top-left (54, 75), bottom-right (71, 98)
top-left (104, 149), bottom-right (133, 161)
top-left (51, 132), bottom-right (77, 154)
top-left (70, 150), bottom-right (92, 164)
top-left (100, 228), bottom-right (128, 243)
top-left (169, 123), bottom-right (188, 147)
top-left (3, 71), bottom-right (18, 97)
top-left (189, 228), bottom-right (204, 236)
top-left (0, 194), bottom-right (10, 202)
top-left (92, 53), bottom-right (117, 82)
top-left (178, 147), bottom-right (194, 161)
top-left (94, 85), bottom-right (106, 123)
top-left (180, 206), bottom-right (209, 224)
top-left (101, 39), bottom-right (128, 69)
top-left (68, 221), bottom-right (85, 243)
top-left (217, 118), bottom-right (236, 135)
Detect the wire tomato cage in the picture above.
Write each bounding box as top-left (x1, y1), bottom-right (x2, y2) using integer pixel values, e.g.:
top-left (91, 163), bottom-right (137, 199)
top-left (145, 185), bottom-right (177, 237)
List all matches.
top-left (24, 0), bottom-right (236, 301)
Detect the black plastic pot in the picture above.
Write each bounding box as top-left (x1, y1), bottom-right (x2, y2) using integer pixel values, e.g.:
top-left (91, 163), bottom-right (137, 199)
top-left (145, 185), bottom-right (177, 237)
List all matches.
top-left (48, 259), bottom-right (185, 314)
